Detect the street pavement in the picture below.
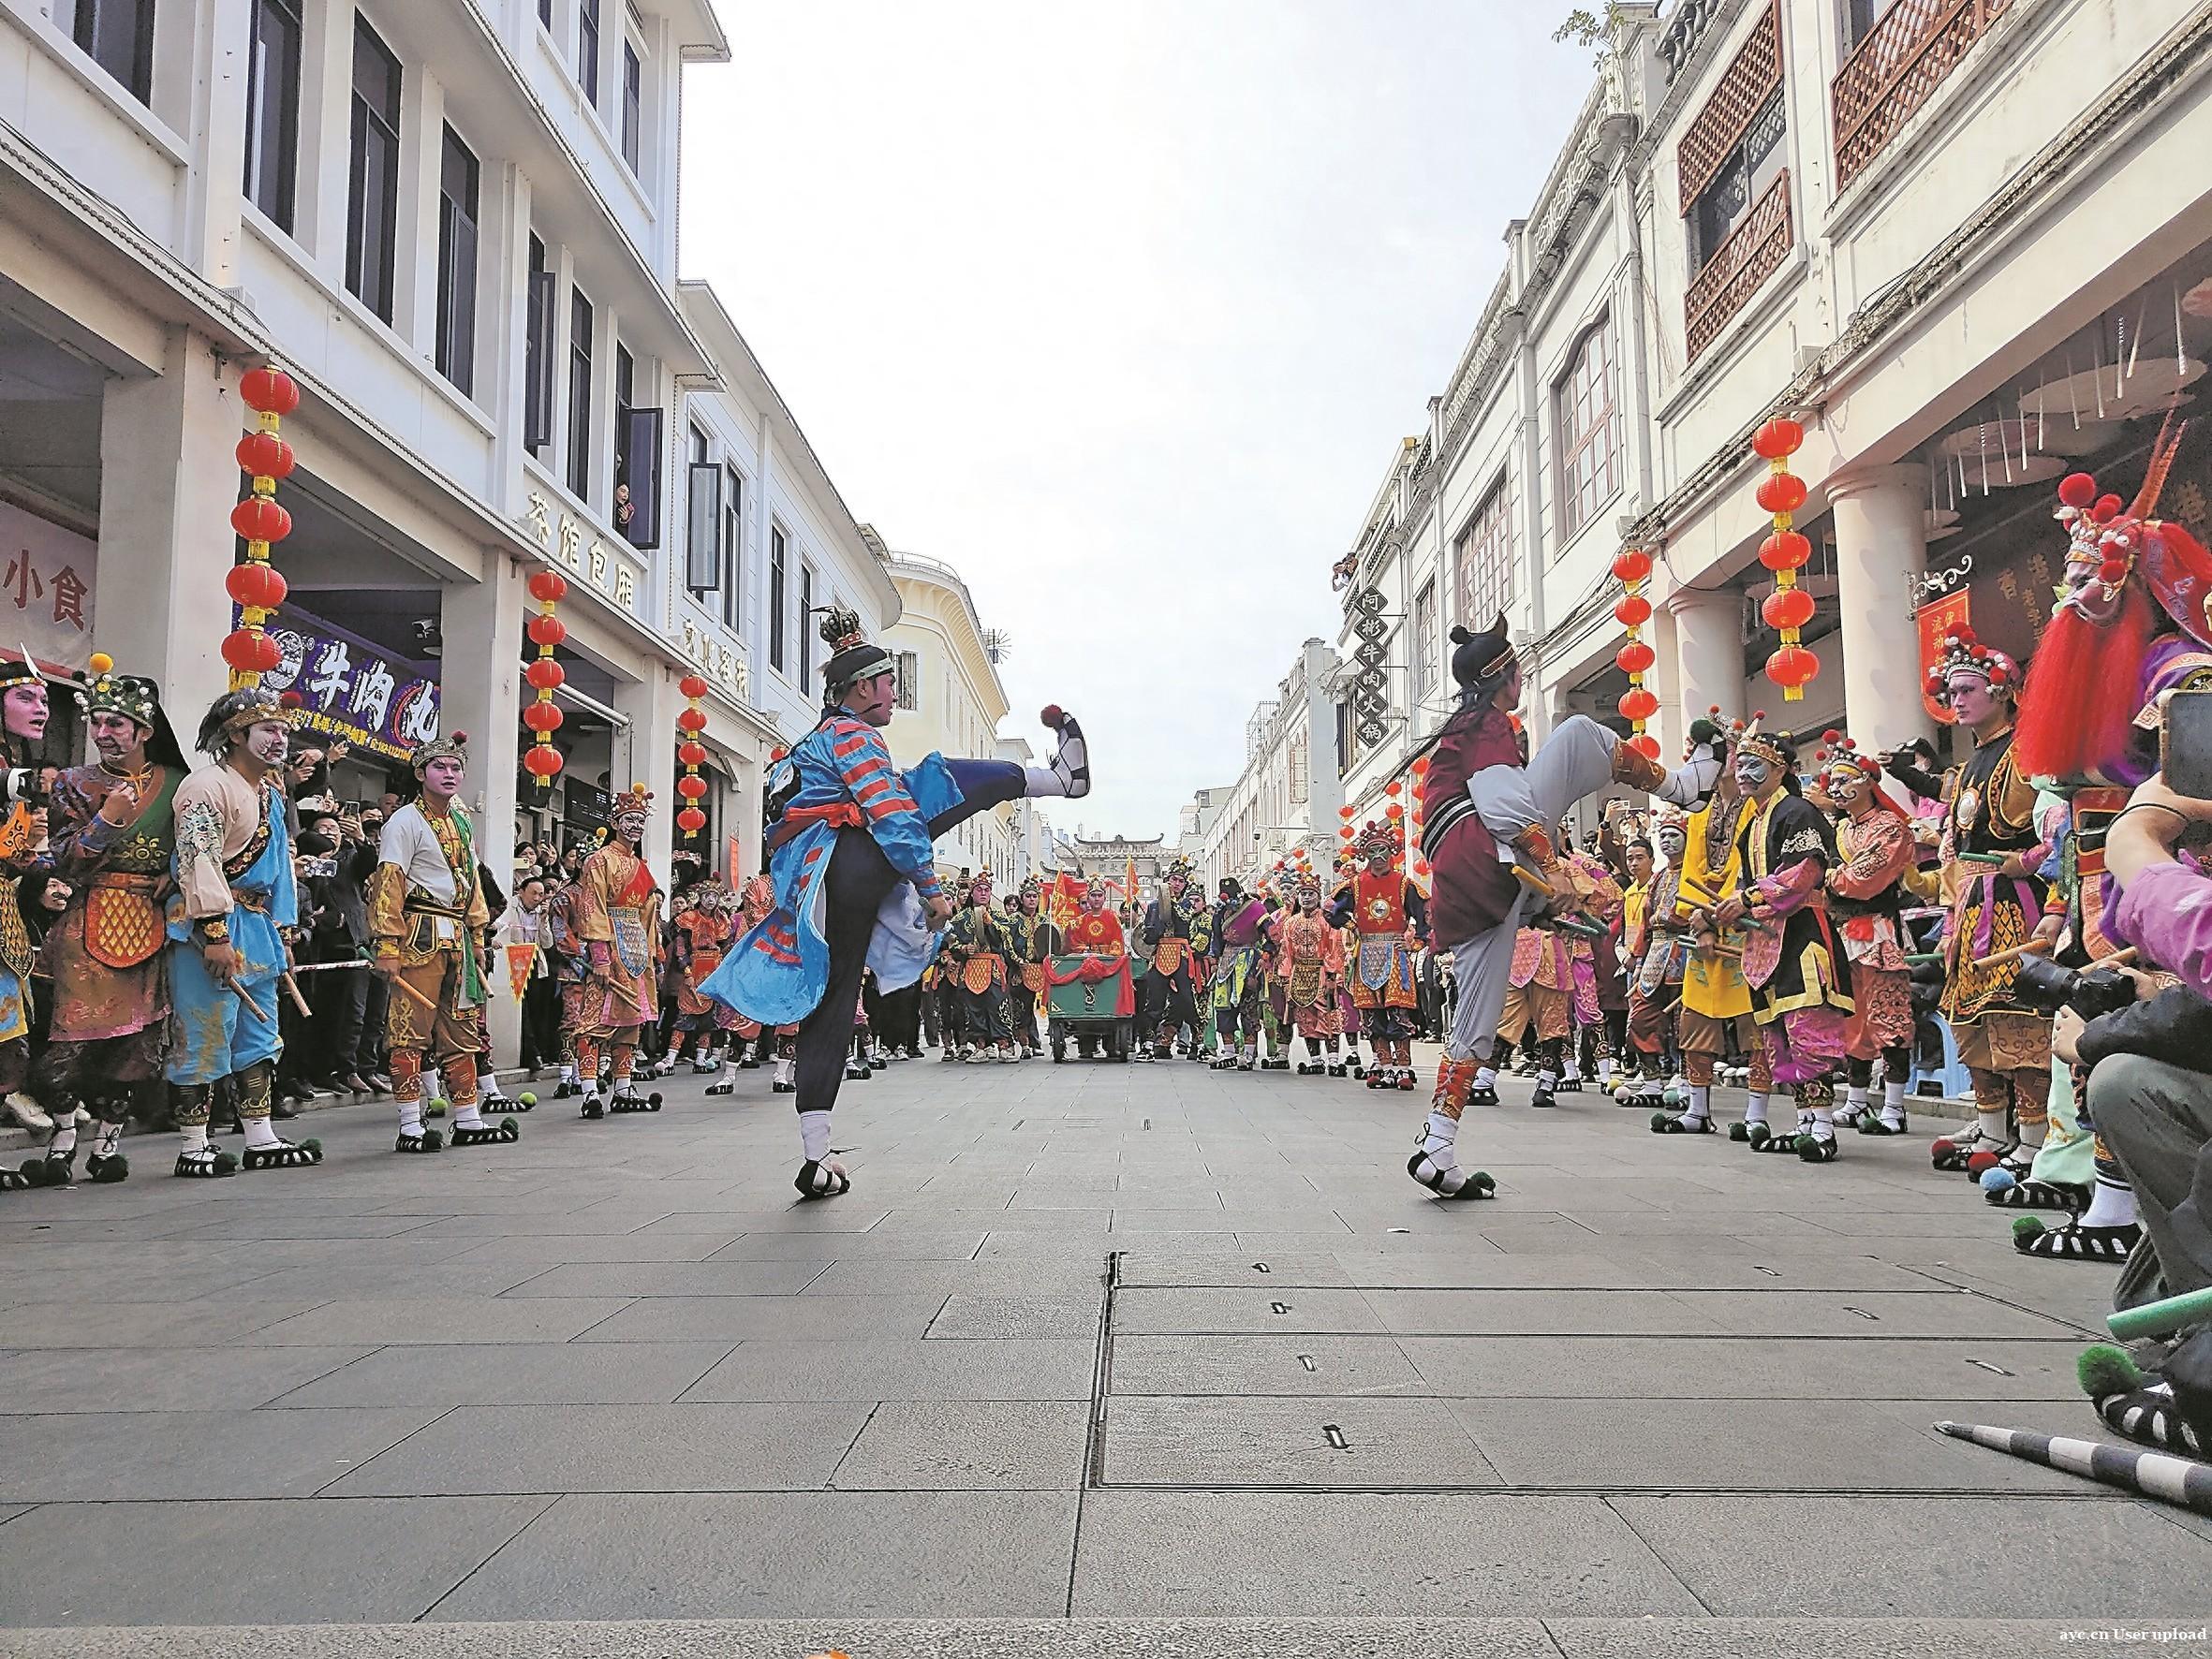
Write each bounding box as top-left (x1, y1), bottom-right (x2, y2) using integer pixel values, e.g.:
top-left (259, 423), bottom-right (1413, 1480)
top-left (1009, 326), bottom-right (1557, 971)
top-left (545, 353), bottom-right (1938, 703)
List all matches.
top-left (1, 1046), bottom-right (2206, 1655)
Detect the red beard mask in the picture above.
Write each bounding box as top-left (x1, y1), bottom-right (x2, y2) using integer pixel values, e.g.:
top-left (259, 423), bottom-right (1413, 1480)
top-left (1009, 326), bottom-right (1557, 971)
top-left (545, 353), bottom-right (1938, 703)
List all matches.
top-left (2014, 580), bottom-right (2153, 783)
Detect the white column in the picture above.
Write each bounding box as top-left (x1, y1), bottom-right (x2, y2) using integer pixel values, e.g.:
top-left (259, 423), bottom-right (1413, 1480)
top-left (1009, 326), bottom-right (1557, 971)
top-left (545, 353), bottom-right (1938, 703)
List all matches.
top-left (1667, 586), bottom-right (1744, 731)
top-left (1648, 598), bottom-right (1680, 761)
top-left (1828, 463), bottom-right (1936, 754)
top-left (613, 664), bottom-right (679, 888)
top-left (440, 557), bottom-right (526, 1064)
top-left (94, 329), bottom-right (240, 729)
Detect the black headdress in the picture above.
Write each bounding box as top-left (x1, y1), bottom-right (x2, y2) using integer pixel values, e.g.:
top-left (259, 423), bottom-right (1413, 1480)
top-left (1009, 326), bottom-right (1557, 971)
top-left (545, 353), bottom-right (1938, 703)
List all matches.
top-left (818, 604), bottom-right (891, 700)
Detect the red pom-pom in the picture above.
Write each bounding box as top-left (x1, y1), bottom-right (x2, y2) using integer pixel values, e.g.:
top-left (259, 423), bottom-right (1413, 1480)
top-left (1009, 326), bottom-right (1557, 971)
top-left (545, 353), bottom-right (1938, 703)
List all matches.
top-left (239, 367), bottom-right (300, 416)
top-left (279, 689), bottom-right (303, 708)
top-left (523, 743), bottom-right (564, 779)
top-left (2097, 558), bottom-right (2129, 585)
top-left (225, 561), bottom-right (288, 609)
top-left (1040, 704), bottom-right (1065, 727)
top-left (525, 658), bottom-right (566, 691)
top-left (1821, 728), bottom-right (1840, 743)
top-left (527, 570), bottom-right (569, 603)
top-left (678, 673), bottom-right (710, 700)
top-left (769, 746), bottom-right (788, 763)
top-left (522, 701), bottom-right (564, 733)
top-left (2058, 472), bottom-right (2098, 508)
top-left (235, 432), bottom-right (295, 480)
top-left (2092, 495), bottom-right (2125, 523)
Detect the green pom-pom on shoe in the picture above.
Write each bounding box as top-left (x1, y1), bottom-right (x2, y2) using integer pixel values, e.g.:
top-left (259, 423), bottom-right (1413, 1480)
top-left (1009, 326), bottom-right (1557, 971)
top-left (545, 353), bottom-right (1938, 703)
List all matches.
top-left (2078, 1343), bottom-right (2146, 1397)
top-left (2012, 1215), bottom-right (2047, 1243)
top-left (424, 1098), bottom-right (447, 1118)
top-left (518, 1092), bottom-right (538, 1107)
top-left (1649, 1109), bottom-right (1672, 1132)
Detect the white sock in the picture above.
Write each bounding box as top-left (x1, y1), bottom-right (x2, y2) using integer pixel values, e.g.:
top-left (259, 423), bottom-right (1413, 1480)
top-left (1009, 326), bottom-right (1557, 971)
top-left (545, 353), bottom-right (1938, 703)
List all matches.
top-left (243, 1116), bottom-right (282, 1151)
top-left (399, 1101), bottom-right (423, 1136)
top-left (1538, 1069), bottom-right (1558, 1090)
top-left (1884, 1078), bottom-right (1907, 1111)
top-left (1600, 1056), bottom-right (1617, 1083)
top-left (423, 1068), bottom-right (443, 1103)
top-left (2019, 1115), bottom-right (2048, 1149)
top-left (91, 1120), bottom-right (124, 1158)
top-left (2082, 1178), bottom-right (2138, 1229)
top-left (799, 1109), bottom-right (833, 1163)
top-left (1022, 764), bottom-right (1069, 799)
top-left (1845, 1084), bottom-right (1867, 1111)
top-left (1744, 1092), bottom-right (1768, 1126)
top-left (1976, 1107), bottom-right (2011, 1143)
top-left (451, 1100), bottom-right (485, 1129)
top-left (561, 1064), bottom-right (576, 1084)
top-left (1475, 1065), bottom-right (1498, 1092)
top-left (1685, 1084), bottom-right (1710, 1122)
top-left (1808, 1105), bottom-right (1835, 1140)
top-left (1423, 1110), bottom-right (1459, 1151)
top-left (48, 1120), bottom-right (77, 1155)
top-left (181, 1123), bottom-right (210, 1154)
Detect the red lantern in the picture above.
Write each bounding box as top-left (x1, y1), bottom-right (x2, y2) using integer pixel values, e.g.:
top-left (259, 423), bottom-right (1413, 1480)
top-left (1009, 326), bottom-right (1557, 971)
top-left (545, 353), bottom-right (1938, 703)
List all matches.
top-left (1614, 595), bottom-right (1652, 626)
top-left (676, 707), bottom-right (708, 732)
top-left (522, 701), bottom-right (564, 733)
top-left (523, 744), bottom-right (564, 779)
top-left (225, 562), bottom-right (288, 609)
top-left (1615, 641), bottom-right (1656, 676)
top-left (678, 741), bottom-right (707, 767)
top-left (1626, 733), bottom-right (1660, 760)
top-left (1617, 686), bottom-right (1659, 722)
top-left (1751, 417), bottom-right (1805, 460)
top-left (527, 614), bottom-right (568, 647)
top-left (676, 806), bottom-right (707, 833)
top-left (1759, 530), bottom-right (1812, 571)
top-left (1338, 826), bottom-right (1355, 840)
top-left (1761, 586), bottom-right (1816, 631)
top-left (1755, 473), bottom-right (1808, 515)
top-left (235, 432), bottom-right (294, 479)
top-left (220, 628), bottom-right (280, 671)
top-left (525, 658), bottom-right (566, 691)
top-left (677, 773), bottom-right (708, 800)
top-left (1411, 859), bottom-right (1429, 876)
top-left (239, 367), bottom-right (301, 416)
top-left (678, 673), bottom-right (710, 700)
top-left (1612, 549), bottom-right (1654, 583)
top-left (1766, 644), bottom-right (1820, 691)
top-left (1338, 804), bottom-right (1354, 819)
top-left (230, 497), bottom-right (292, 543)
top-left (1386, 804), bottom-right (1405, 821)
top-left (769, 746), bottom-right (788, 763)
top-left (527, 570), bottom-right (569, 604)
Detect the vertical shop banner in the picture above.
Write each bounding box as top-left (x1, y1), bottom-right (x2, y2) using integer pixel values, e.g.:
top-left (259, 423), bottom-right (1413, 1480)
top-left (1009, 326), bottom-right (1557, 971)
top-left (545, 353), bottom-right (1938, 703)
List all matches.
top-left (257, 606), bottom-right (439, 761)
top-left (0, 501), bottom-right (96, 671)
top-left (1916, 590), bottom-right (1972, 725)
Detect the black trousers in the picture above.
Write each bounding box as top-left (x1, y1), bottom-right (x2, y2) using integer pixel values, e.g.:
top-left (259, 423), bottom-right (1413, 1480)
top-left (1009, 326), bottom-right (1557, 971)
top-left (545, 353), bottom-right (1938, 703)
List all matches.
top-left (793, 760), bottom-right (1025, 1117)
top-left (521, 975), bottom-right (562, 1070)
top-left (877, 984), bottom-right (922, 1052)
top-left (310, 960), bottom-right (369, 1081)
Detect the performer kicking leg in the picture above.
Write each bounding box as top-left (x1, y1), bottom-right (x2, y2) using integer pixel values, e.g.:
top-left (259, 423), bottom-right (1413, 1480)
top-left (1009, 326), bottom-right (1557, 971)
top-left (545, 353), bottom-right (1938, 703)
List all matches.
top-left (706, 609), bottom-right (1088, 1197)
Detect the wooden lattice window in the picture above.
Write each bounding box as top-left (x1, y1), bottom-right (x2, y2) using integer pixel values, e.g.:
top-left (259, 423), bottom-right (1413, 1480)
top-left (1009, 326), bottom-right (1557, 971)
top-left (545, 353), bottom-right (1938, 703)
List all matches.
top-left (1676, 0), bottom-right (1784, 217)
top-left (1685, 169), bottom-right (1793, 361)
top-left (1453, 476), bottom-right (1515, 629)
top-left (1556, 318), bottom-right (1620, 541)
top-left (1833, 0), bottom-right (2013, 193)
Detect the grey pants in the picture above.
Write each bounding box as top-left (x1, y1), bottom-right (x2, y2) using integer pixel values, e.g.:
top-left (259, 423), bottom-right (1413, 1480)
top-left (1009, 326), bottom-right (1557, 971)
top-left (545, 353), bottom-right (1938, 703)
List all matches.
top-left (2088, 1052), bottom-right (2212, 1308)
top-left (1444, 714), bottom-right (1620, 1064)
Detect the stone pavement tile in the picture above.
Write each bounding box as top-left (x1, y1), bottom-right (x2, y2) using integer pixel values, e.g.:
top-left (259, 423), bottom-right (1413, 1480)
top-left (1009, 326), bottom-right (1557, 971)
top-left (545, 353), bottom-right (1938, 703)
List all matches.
top-left (926, 1293), bottom-right (1100, 1338)
top-left (0, 1406), bottom-right (439, 1501)
top-left (1802, 1208), bottom-right (2040, 1239)
top-left (1114, 1253), bottom-right (1355, 1288)
top-left (703, 1230), bottom-right (989, 1260)
top-left (1668, 1288), bottom-right (2086, 1339)
top-left (1364, 1289), bottom-right (1732, 1336)
top-left (1399, 1335), bottom-right (2090, 1401)
top-left (1070, 1490), bottom-right (1702, 1615)
top-left (207, 1262), bottom-right (553, 1301)
top-left (1445, 1399), bottom-right (2085, 1492)
top-left (1102, 1396), bottom-right (1500, 1487)
top-left (170, 1213), bottom-right (442, 1241)
top-left (0, 1299), bottom-right (324, 1349)
top-left (1550, 1618), bottom-right (2131, 1659)
top-left (1108, 1334), bottom-right (1426, 1398)
top-left (1112, 1286), bottom-right (1383, 1335)
top-left (0, 1345), bottom-right (375, 1412)
top-left (269, 1341), bottom-right (734, 1407)
top-left (0, 1495), bottom-right (549, 1627)
top-left (632, 1207), bottom-right (898, 1234)
top-left (246, 1296), bottom-right (633, 1345)
top-left (1900, 1259), bottom-right (2131, 1330)
top-left (1333, 1254), bottom-right (1659, 1290)
top-left (575, 1293), bottom-right (945, 1343)
top-left (498, 1260), bottom-right (828, 1298)
top-left (429, 1490), bottom-right (1079, 1619)
top-left (832, 1400), bottom-right (1091, 1489)
top-left (401, 1213), bottom-right (677, 1238)
top-left (680, 1337), bottom-right (1094, 1402)
top-left (802, 1258), bottom-right (1108, 1299)
top-left (1611, 1493), bottom-right (2212, 1617)
top-left (328, 1401), bottom-right (870, 1495)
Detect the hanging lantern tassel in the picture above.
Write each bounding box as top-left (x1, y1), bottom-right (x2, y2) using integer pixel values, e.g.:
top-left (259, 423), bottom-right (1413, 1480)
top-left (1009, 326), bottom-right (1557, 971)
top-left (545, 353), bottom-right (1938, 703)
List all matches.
top-left (1752, 416), bottom-right (1816, 703)
top-left (676, 674), bottom-right (710, 837)
top-left (1611, 547), bottom-right (1659, 756)
top-left (523, 570), bottom-right (568, 786)
top-left (224, 367), bottom-right (301, 689)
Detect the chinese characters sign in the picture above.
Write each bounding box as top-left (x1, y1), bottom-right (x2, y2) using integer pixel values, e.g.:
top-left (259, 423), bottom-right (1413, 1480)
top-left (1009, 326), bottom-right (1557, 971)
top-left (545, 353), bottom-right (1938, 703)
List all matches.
top-left (522, 492), bottom-right (644, 618)
top-left (677, 614), bottom-right (748, 703)
top-left (0, 502), bottom-right (96, 671)
top-left (257, 606), bottom-right (439, 762)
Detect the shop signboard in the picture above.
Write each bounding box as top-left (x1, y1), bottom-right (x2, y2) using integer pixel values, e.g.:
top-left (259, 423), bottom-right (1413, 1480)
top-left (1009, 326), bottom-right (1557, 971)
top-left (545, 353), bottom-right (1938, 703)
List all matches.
top-left (257, 606), bottom-right (439, 762)
top-left (0, 499), bottom-right (96, 671)
top-left (520, 490), bottom-right (648, 621)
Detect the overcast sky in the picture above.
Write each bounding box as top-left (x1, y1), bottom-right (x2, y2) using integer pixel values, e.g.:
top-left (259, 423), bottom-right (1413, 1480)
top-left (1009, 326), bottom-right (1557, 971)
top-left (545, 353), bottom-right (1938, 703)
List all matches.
top-left (681, 2), bottom-right (1598, 842)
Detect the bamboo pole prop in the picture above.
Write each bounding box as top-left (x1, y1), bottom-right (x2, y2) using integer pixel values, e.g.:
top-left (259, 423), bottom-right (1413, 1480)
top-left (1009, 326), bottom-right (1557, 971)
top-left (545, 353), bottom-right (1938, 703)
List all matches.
top-left (229, 982), bottom-right (272, 1023)
top-left (2109, 1284), bottom-right (2212, 1342)
top-left (387, 975), bottom-right (440, 1015)
top-left (1935, 1421), bottom-right (2212, 1516)
top-left (280, 971), bottom-right (313, 1019)
top-left (288, 960), bottom-right (372, 973)
top-left (1968, 938), bottom-right (2051, 972)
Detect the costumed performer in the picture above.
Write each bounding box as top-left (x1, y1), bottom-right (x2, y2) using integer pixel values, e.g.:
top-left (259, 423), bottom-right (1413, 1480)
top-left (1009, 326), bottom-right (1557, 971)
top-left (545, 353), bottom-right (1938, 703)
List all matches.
top-left (1817, 735), bottom-right (1918, 1138)
top-left (1328, 823), bottom-right (1426, 1092)
top-left (569, 786), bottom-right (666, 1118)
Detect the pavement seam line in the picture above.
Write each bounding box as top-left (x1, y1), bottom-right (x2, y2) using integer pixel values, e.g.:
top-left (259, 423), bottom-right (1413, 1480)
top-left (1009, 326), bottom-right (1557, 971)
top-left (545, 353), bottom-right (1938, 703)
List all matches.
top-left (1599, 1492), bottom-right (1714, 1615)
top-left (411, 1492), bottom-right (562, 1622)
top-left (304, 1402), bottom-right (465, 1498)
top-left (823, 1401), bottom-right (883, 1491)
top-left (1068, 1249), bottom-right (1119, 1616)
top-left (257, 1343), bottom-right (394, 1407)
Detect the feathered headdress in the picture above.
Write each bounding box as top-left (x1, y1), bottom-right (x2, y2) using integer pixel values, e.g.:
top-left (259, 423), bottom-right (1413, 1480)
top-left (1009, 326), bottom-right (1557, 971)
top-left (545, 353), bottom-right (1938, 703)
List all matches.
top-left (817, 603), bottom-right (892, 697)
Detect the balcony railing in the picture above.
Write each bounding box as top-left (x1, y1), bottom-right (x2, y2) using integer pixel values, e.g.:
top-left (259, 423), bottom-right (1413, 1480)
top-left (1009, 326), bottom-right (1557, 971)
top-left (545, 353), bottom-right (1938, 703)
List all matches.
top-left (1833, 0), bottom-right (2013, 194)
top-left (1685, 169), bottom-right (1792, 361)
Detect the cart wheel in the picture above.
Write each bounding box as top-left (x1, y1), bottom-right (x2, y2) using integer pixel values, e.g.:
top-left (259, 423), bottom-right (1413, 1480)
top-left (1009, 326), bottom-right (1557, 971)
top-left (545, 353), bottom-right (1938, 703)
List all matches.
top-left (1052, 1041), bottom-right (1066, 1063)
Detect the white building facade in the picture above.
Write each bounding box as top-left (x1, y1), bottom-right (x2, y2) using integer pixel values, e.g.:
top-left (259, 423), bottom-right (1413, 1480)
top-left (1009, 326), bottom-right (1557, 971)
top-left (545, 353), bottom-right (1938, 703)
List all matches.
top-left (1192, 638), bottom-right (1342, 892)
top-left (1333, 0), bottom-right (2212, 837)
top-left (0, 0), bottom-right (896, 1058)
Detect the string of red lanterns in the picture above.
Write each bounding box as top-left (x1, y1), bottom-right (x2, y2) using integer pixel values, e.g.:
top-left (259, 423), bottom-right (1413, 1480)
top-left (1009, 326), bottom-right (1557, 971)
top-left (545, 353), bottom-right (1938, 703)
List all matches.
top-left (521, 569), bottom-right (568, 785)
top-left (1753, 415), bottom-right (1817, 703)
top-left (1408, 754), bottom-right (1430, 880)
top-left (676, 674), bottom-right (710, 837)
top-left (223, 367), bottom-right (301, 687)
top-left (1611, 547), bottom-right (1659, 759)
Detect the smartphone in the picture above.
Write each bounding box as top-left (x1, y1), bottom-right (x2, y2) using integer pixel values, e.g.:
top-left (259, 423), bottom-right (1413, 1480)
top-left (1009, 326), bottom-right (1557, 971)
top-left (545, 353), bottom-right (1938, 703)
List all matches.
top-left (2161, 689), bottom-right (2212, 800)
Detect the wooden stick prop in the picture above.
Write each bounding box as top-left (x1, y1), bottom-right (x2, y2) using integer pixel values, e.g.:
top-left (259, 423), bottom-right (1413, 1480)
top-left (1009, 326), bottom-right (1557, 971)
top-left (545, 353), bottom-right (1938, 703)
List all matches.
top-left (280, 971), bottom-right (313, 1019)
top-left (1968, 938), bottom-right (2051, 972)
top-left (388, 975), bottom-right (440, 1015)
top-left (229, 982), bottom-right (272, 1023)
